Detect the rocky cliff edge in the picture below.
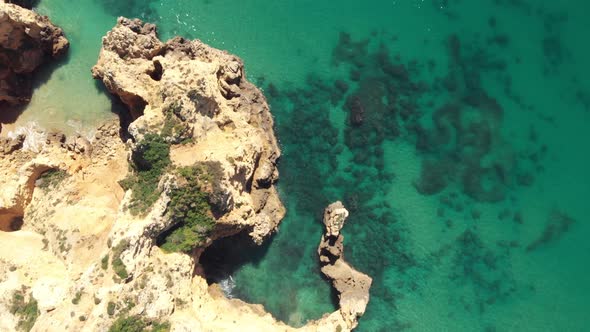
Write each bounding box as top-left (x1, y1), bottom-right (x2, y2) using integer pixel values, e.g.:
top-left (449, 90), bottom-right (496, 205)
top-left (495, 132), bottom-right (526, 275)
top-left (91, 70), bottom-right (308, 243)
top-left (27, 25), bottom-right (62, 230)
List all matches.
top-left (0, 1), bottom-right (69, 107)
top-left (0, 17), bottom-right (371, 332)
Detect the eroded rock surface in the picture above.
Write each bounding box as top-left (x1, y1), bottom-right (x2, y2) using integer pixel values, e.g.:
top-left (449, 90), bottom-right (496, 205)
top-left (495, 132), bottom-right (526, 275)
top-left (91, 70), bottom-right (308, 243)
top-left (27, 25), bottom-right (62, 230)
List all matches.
top-left (323, 201), bottom-right (349, 237)
top-left (92, 18), bottom-right (284, 245)
top-left (0, 1), bottom-right (69, 106)
top-left (0, 17), bottom-right (371, 332)
top-left (318, 201), bottom-right (373, 330)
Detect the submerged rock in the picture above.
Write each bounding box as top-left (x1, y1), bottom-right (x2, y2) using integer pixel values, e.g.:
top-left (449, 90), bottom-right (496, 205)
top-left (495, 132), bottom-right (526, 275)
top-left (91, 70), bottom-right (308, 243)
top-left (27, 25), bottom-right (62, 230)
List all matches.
top-left (0, 2), bottom-right (69, 106)
top-left (526, 210), bottom-right (575, 252)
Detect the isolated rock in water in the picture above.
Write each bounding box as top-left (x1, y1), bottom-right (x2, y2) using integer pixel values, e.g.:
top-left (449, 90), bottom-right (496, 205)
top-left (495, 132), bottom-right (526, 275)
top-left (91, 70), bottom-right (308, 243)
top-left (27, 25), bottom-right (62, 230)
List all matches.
top-left (318, 201), bottom-right (373, 330)
top-left (526, 210), bottom-right (575, 252)
top-left (323, 201), bottom-right (349, 237)
top-left (0, 2), bottom-right (69, 106)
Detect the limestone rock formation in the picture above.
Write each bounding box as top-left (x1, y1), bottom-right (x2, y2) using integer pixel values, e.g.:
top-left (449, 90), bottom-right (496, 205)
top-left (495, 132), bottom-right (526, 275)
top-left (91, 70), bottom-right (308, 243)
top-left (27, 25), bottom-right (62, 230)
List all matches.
top-left (92, 17), bottom-right (284, 244)
top-left (318, 201), bottom-right (373, 330)
top-left (0, 1), bottom-right (69, 106)
top-left (0, 17), bottom-right (371, 332)
top-left (323, 201), bottom-right (349, 237)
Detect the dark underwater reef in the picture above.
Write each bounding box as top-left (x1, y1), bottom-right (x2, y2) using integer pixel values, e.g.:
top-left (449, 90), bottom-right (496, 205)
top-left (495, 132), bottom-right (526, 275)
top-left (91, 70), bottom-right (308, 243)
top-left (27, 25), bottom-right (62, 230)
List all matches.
top-left (253, 24), bottom-right (577, 329)
top-left (90, 1), bottom-right (581, 330)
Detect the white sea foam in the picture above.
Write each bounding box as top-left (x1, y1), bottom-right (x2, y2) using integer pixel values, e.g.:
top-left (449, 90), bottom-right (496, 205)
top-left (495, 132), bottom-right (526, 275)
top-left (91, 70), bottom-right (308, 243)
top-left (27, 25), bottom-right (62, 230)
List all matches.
top-left (7, 122), bottom-right (47, 153)
top-left (219, 275), bottom-right (235, 299)
top-left (66, 120), bottom-right (96, 142)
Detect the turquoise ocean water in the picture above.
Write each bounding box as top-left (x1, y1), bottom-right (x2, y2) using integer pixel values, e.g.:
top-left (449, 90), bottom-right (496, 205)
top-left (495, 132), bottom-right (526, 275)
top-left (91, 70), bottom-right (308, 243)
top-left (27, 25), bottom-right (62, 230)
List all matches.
top-left (7, 0), bottom-right (590, 330)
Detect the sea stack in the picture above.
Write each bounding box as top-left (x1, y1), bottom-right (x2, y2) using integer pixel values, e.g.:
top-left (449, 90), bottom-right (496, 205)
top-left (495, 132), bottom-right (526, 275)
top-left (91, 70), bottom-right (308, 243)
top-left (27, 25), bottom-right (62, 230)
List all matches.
top-left (317, 201), bottom-right (372, 330)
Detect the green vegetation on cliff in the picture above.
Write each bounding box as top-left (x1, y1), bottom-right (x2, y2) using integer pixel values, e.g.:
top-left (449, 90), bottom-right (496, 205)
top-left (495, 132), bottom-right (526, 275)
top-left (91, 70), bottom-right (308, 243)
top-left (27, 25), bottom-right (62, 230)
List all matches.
top-left (108, 314), bottom-right (170, 332)
top-left (119, 134), bottom-right (170, 216)
top-left (10, 289), bottom-right (39, 332)
top-left (36, 169), bottom-right (68, 190)
top-left (160, 102), bottom-right (192, 144)
top-left (157, 163), bottom-right (222, 253)
top-left (118, 131), bottom-right (224, 253)
top-left (111, 240), bottom-right (130, 280)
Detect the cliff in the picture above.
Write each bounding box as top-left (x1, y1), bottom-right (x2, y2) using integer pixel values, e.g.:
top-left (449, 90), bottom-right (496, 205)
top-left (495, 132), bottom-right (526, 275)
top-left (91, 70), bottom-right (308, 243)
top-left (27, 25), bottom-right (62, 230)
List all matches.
top-left (0, 17), bottom-right (371, 331)
top-left (91, 17), bottom-right (284, 246)
top-left (0, 1), bottom-right (69, 107)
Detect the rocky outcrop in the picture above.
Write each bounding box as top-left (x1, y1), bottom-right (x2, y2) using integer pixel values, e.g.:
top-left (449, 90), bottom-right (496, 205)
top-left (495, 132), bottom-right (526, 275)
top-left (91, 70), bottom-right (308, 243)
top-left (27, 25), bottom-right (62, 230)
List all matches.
top-left (0, 132), bottom-right (24, 153)
top-left (92, 18), bottom-right (284, 245)
top-left (0, 2), bottom-right (69, 106)
top-left (317, 202), bottom-right (372, 330)
top-left (322, 201), bottom-right (349, 237)
top-left (0, 121), bottom-right (134, 331)
top-left (0, 17), bottom-right (371, 332)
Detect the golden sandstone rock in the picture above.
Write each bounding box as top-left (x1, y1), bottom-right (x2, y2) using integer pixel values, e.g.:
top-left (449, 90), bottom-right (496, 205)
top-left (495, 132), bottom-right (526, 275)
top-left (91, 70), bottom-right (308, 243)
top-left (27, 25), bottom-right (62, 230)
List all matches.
top-left (0, 1), bottom-right (69, 106)
top-left (0, 16), bottom-right (371, 332)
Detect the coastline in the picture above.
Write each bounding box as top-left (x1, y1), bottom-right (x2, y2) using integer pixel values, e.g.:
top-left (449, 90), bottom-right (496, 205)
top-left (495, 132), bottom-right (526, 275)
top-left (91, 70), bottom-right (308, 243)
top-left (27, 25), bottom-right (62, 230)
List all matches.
top-left (0, 13), bottom-right (372, 331)
top-left (2, 0), bottom-right (590, 331)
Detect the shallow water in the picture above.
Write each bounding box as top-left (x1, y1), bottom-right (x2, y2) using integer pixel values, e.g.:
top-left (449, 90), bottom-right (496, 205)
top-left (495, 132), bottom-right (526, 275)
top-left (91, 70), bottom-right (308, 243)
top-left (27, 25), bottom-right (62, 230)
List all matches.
top-left (9, 0), bottom-right (590, 330)
top-left (1, 0), bottom-right (124, 136)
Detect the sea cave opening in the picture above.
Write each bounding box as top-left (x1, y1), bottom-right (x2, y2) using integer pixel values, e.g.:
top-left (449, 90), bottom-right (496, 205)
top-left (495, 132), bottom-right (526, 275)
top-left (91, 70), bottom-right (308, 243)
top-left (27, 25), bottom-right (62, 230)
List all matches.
top-left (198, 228), bottom-right (341, 325)
top-left (198, 230), bottom-right (274, 296)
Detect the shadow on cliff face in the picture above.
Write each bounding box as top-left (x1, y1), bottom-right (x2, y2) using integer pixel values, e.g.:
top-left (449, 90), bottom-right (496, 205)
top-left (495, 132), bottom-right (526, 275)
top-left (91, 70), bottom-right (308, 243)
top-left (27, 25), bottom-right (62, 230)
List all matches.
top-left (0, 167), bottom-right (60, 232)
top-left (199, 224), bottom-right (342, 325)
top-left (199, 230), bottom-right (275, 285)
top-left (0, 104), bottom-right (27, 130)
top-left (5, 0), bottom-right (39, 9)
top-left (92, 80), bottom-right (132, 141)
top-left (0, 45), bottom-right (70, 130)
top-left (0, 214), bottom-right (23, 232)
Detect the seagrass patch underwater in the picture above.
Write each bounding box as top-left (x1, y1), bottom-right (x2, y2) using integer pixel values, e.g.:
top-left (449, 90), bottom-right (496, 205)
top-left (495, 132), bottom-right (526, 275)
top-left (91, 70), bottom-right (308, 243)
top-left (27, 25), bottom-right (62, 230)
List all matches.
top-left (18, 0), bottom-right (590, 330)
